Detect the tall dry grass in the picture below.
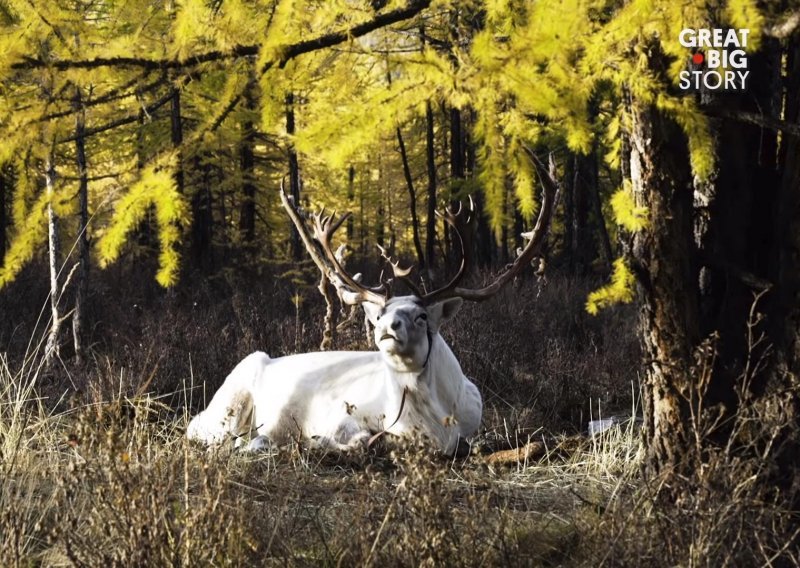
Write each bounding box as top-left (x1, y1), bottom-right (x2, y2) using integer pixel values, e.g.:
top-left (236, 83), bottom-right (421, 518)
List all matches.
top-left (1, 268), bottom-right (797, 566)
top-left (0, 343), bottom-right (646, 566)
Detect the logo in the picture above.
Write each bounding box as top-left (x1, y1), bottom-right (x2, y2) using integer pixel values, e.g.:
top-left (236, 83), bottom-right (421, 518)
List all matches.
top-left (678, 28), bottom-right (750, 91)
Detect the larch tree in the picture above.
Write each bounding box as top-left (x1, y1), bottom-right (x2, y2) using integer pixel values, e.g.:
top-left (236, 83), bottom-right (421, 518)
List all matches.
top-left (2, 0), bottom-right (798, 494)
top-left (577, 0), bottom-right (800, 489)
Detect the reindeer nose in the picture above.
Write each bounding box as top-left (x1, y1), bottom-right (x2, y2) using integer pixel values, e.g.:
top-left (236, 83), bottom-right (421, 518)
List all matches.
top-left (391, 320), bottom-right (401, 331)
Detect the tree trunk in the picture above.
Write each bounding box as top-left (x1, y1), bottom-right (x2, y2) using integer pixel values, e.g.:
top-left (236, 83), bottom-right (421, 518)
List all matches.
top-left (446, 106), bottom-right (468, 273)
top-left (500, 188), bottom-right (509, 263)
top-left (286, 92), bottom-right (302, 261)
top-left (44, 156), bottom-right (61, 367)
top-left (424, 100), bottom-right (437, 271)
top-left (0, 165), bottom-right (7, 265)
top-left (239, 77), bottom-right (258, 243)
top-left (347, 165), bottom-right (355, 241)
top-left (376, 202), bottom-right (385, 249)
top-left (72, 88), bottom-right (90, 364)
top-left (563, 155), bottom-right (575, 270)
top-left (590, 165), bottom-right (613, 272)
top-left (776, 37), bottom-right (800, 384)
top-left (628, 97), bottom-right (699, 477)
top-left (170, 83), bottom-right (184, 194)
top-left (629, 37), bottom-right (799, 494)
top-left (396, 127), bottom-right (425, 267)
top-left (191, 155), bottom-right (214, 271)
top-left (767, 37), bottom-right (800, 491)
top-left (466, 112), bottom-right (494, 267)
top-left (693, 43), bottom-right (780, 406)
top-left (573, 152), bottom-right (594, 273)
top-left (136, 108), bottom-right (154, 248)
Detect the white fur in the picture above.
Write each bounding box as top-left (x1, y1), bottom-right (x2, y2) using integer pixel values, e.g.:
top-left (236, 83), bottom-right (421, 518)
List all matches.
top-left (187, 296), bottom-right (482, 455)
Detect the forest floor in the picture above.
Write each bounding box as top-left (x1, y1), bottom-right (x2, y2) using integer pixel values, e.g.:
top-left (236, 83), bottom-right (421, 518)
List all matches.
top-left (2, 264), bottom-right (789, 565)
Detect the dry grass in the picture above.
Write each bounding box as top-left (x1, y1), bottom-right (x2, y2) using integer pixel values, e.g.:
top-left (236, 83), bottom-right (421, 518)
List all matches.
top-left (1, 270), bottom-right (797, 566)
top-left (0, 347), bottom-right (645, 567)
top-left (14, 355), bottom-right (795, 567)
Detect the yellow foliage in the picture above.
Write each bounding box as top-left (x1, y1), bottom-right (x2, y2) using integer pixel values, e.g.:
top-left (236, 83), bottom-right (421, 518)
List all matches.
top-left (0, 190), bottom-right (49, 289)
top-left (258, 0), bottom-right (299, 66)
top-left (586, 258), bottom-right (636, 315)
top-left (655, 94), bottom-right (715, 180)
top-left (11, 156), bottom-right (36, 229)
top-left (474, 87), bottom-right (507, 237)
top-left (0, 0), bottom-right (771, 287)
top-left (170, 0), bottom-right (213, 59)
top-left (510, 142), bottom-right (536, 221)
top-left (725, 0), bottom-right (763, 49)
top-left (610, 184), bottom-right (648, 231)
top-left (97, 156), bottom-right (189, 288)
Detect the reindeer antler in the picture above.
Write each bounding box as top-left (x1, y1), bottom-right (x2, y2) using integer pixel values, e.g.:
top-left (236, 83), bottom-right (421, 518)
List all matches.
top-left (377, 244), bottom-right (424, 297)
top-left (280, 180), bottom-right (387, 306)
top-left (419, 151), bottom-right (558, 304)
top-left (279, 149), bottom-right (558, 307)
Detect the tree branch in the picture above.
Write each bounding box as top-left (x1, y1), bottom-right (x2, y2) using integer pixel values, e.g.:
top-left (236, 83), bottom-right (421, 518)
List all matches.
top-left (36, 72), bottom-right (163, 123)
top-left (764, 11), bottom-right (800, 39)
top-left (57, 79), bottom-right (185, 144)
top-left (271, 0), bottom-right (431, 71)
top-left (11, 0), bottom-right (431, 73)
top-left (201, 0), bottom-right (431, 133)
top-left (708, 108), bottom-right (800, 138)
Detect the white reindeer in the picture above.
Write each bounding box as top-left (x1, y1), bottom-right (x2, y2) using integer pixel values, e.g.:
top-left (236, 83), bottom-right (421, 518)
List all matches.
top-left (188, 158), bottom-right (557, 455)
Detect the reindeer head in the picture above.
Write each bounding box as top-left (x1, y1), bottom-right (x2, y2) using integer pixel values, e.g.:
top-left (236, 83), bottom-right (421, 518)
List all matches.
top-left (362, 296), bottom-right (463, 372)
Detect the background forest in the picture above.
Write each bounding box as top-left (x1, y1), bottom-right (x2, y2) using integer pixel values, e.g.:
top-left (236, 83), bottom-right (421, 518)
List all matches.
top-left (1, 0), bottom-right (800, 565)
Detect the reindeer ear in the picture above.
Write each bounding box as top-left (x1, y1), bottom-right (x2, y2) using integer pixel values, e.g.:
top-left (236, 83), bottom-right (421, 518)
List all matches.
top-left (427, 298), bottom-right (463, 332)
top-left (362, 301), bottom-right (383, 325)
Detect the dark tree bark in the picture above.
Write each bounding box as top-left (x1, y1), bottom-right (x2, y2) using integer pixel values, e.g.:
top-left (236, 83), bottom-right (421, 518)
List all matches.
top-left (564, 149), bottom-right (599, 273)
top-left (771, 36), bottom-right (800, 491)
top-left (239, 77), bottom-right (258, 243)
top-left (347, 165), bottom-right (355, 241)
top-left (627, 38), bottom-right (793, 481)
top-left (512, 206), bottom-right (523, 257)
top-left (447, 106), bottom-right (467, 270)
top-left (216, 162), bottom-right (230, 250)
top-left (424, 100), bottom-right (437, 270)
top-left (0, 166), bottom-right (7, 265)
top-left (170, 83), bottom-right (184, 194)
top-left (563, 155), bottom-right (575, 269)
top-left (776, 37), bottom-right (800, 384)
top-left (693, 42), bottom-right (779, 373)
top-left (376, 202), bottom-right (386, 249)
top-left (191, 155), bottom-right (214, 271)
top-left (72, 88), bottom-right (90, 364)
top-left (590, 166), bottom-right (614, 272)
top-left (627, 95), bottom-right (700, 476)
top-left (286, 92), bottom-right (302, 261)
top-left (573, 153), bottom-right (594, 272)
top-left (135, 107), bottom-right (156, 248)
top-left (449, 107), bottom-right (464, 180)
top-left (755, 34), bottom-right (800, 494)
top-left (447, 10), bottom-right (465, 205)
top-left (396, 126), bottom-right (425, 267)
top-left (465, 111), bottom-right (494, 267)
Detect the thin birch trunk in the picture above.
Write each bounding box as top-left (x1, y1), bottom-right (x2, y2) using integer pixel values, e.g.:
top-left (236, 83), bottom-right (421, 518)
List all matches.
top-left (44, 156), bottom-right (61, 367)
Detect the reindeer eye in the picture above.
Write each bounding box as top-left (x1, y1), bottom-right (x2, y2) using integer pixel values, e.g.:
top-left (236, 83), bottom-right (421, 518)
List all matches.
top-left (417, 314), bottom-right (427, 322)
